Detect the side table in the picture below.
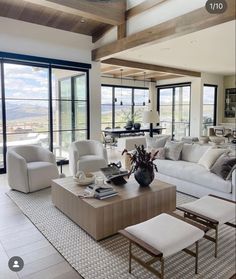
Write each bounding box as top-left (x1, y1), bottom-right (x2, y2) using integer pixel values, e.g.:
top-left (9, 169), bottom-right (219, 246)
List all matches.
top-left (56, 157), bottom-right (67, 178)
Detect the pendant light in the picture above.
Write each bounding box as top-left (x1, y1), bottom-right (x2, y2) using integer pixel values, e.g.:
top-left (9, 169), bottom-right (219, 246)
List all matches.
top-left (120, 69), bottom-right (123, 106)
top-left (143, 72), bottom-right (146, 106)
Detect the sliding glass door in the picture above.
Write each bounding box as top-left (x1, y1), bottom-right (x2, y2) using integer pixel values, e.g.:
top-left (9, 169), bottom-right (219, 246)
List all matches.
top-left (157, 84), bottom-right (191, 140)
top-left (0, 52), bottom-right (90, 173)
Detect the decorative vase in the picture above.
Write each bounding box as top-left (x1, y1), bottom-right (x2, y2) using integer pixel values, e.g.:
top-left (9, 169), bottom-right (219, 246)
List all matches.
top-left (133, 123), bottom-right (141, 130)
top-left (134, 167), bottom-right (154, 187)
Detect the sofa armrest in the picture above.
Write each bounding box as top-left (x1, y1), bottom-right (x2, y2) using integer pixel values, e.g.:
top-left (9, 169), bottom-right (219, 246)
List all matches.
top-left (7, 150), bottom-right (29, 193)
top-left (231, 169), bottom-right (236, 201)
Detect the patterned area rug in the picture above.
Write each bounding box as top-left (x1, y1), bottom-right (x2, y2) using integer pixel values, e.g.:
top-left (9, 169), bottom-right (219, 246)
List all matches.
top-left (7, 189), bottom-right (235, 279)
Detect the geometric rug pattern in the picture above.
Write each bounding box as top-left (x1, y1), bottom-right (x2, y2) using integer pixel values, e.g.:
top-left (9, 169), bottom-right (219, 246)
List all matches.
top-left (7, 189), bottom-right (236, 279)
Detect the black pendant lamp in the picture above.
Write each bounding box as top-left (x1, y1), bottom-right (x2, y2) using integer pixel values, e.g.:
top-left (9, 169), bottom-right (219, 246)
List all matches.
top-left (120, 69), bottom-right (123, 106)
top-left (143, 72), bottom-right (146, 106)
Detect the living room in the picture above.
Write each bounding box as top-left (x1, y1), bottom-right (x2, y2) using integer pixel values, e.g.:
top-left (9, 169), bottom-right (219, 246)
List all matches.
top-left (0, 0), bottom-right (235, 278)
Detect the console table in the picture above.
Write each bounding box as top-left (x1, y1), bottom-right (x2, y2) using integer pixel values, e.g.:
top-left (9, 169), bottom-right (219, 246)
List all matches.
top-left (102, 127), bottom-right (165, 138)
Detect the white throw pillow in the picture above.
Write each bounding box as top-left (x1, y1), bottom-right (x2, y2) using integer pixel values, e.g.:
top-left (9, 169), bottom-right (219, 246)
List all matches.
top-left (146, 135), bottom-right (170, 149)
top-left (164, 141), bottom-right (184, 161)
top-left (198, 148), bottom-right (227, 170)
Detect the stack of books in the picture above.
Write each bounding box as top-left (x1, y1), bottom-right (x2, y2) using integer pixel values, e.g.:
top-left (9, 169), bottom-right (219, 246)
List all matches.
top-left (86, 185), bottom-right (118, 200)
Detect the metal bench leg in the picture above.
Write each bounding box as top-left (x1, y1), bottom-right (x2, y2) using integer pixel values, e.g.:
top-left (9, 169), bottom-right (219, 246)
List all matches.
top-left (195, 241), bottom-right (199, 274)
top-left (161, 258), bottom-right (164, 279)
top-left (215, 225), bottom-right (218, 258)
top-left (129, 241), bottom-right (132, 273)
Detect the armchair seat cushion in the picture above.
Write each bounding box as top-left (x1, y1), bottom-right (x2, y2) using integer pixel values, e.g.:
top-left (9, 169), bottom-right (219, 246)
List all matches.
top-left (27, 161), bottom-right (59, 192)
top-left (77, 155), bottom-right (107, 172)
top-left (126, 213), bottom-right (204, 257)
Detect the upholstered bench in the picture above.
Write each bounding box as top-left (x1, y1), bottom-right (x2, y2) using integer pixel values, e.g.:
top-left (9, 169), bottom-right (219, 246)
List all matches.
top-left (119, 213), bottom-right (206, 279)
top-left (177, 195), bottom-right (236, 257)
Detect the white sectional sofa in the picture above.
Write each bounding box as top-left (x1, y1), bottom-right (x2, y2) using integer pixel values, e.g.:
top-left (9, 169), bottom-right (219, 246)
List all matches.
top-left (120, 136), bottom-right (236, 200)
top-left (155, 144), bottom-right (236, 201)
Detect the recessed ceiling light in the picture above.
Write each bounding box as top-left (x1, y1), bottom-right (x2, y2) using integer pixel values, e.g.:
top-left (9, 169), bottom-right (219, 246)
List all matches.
top-left (80, 18), bottom-right (85, 23)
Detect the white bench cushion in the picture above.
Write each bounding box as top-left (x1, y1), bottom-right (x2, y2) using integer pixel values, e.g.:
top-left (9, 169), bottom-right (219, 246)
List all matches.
top-left (125, 213), bottom-right (204, 257)
top-left (180, 196), bottom-right (236, 225)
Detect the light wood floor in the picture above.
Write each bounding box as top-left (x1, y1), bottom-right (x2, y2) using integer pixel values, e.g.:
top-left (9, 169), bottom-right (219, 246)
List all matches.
top-left (0, 147), bottom-right (123, 279)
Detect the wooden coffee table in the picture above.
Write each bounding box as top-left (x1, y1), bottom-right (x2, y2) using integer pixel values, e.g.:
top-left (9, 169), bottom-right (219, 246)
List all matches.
top-left (51, 176), bottom-right (176, 241)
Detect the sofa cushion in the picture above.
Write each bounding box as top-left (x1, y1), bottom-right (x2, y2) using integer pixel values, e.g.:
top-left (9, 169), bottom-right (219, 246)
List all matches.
top-left (149, 147), bottom-right (166, 160)
top-left (154, 159), bottom-right (232, 193)
top-left (198, 148), bottom-right (227, 170)
top-left (210, 153), bottom-right (236, 180)
top-left (164, 141), bottom-right (183, 161)
top-left (181, 144), bottom-right (210, 163)
top-left (146, 135), bottom-right (170, 149)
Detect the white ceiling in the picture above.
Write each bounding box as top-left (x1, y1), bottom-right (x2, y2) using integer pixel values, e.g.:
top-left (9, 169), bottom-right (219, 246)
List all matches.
top-left (113, 20), bottom-right (235, 75)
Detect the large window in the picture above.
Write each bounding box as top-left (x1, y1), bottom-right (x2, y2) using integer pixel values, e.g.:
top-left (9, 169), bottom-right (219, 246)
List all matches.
top-left (202, 85), bottom-right (217, 135)
top-left (52, 70), bottom-right (88, 158)
top-left (157, 84), bottom-right (191, 140)
top-left (4, 64), bottom-right (50, 151)
top-left (0, 52), bottom-right (90, 172)
top-left (101, 85), bottom-right (149, 129)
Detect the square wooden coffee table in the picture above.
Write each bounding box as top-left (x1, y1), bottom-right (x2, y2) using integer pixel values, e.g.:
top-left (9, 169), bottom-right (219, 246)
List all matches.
top-left (51, 176), bottom-right (176, 241)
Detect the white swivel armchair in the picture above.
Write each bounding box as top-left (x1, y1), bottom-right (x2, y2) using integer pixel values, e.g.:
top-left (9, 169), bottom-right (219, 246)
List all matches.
top-left (69, 140), bottom-right (108, 176)
top-left (7, 145), bottom-right (59, 193)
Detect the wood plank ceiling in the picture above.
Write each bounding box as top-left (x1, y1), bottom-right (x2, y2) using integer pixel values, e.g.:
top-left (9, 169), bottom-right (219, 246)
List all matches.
top-left (0, 0), bottom-right (113, 37)
top-left (101, 63), bottom-right (184, 82)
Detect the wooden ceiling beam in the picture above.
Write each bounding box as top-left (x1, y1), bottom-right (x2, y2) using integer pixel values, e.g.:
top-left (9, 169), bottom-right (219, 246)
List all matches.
top-left (92, 25), bottom-right (113, 43)
top-left (101, 66), bottom-right (121, 73)
top-left (92, 0), bottom-right (235, 61)
top-left (126, 0), bottom-right (167, 20)
top-left (24, 0), bottom-right (126, 25)
top-left (113, 69), bottom-right (144, 77)
top-left (153, 74), bottom-right (183, 81)
top-left (102, 58), bottom-right (201, 77)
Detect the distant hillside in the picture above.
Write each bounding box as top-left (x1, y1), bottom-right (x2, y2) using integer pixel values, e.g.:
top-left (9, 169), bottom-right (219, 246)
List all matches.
top-left (5, 102), bottom-right (48, 121)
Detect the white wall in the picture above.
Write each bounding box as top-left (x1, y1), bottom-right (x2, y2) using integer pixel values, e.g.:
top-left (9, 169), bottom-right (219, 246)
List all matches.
top-left (0, 17), bottom-right (101, 140)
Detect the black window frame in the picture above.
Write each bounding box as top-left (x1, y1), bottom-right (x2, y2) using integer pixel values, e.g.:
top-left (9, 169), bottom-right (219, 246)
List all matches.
top-left (157, 82), bottom-right (191, 140)
top-left (0, 52), bottom-right (91, 173)
top-left (101, 84), bottom-right (149, 129)
top-left (202, 84), bottom-right (218, 128)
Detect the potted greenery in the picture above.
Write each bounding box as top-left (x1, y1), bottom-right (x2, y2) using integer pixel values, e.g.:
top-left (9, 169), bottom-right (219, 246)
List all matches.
top-left (122, 145), bottom-right (158, 187)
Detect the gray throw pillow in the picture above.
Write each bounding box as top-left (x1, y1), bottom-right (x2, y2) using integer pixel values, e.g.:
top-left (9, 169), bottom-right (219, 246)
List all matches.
top-left (164, 141), bottom-right (183, 161)
top-left (210, 153), bottom-right (236, 180)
